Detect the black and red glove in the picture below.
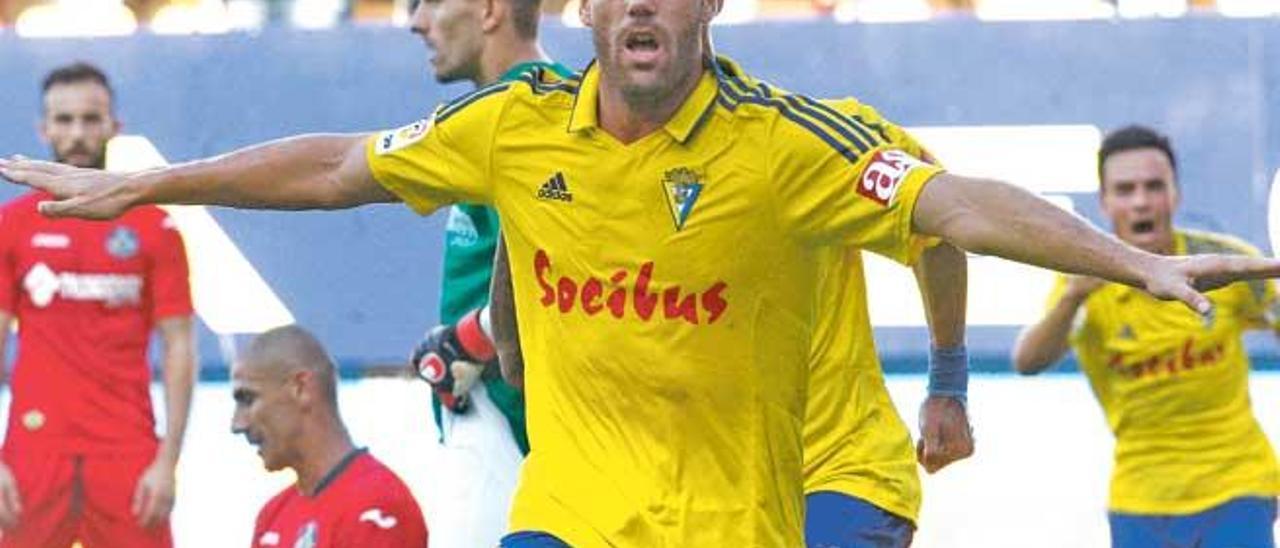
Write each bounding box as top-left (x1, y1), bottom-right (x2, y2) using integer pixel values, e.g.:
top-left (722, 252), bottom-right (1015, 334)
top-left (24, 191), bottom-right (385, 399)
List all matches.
top-left (411, 308), bottom-right (496, 413)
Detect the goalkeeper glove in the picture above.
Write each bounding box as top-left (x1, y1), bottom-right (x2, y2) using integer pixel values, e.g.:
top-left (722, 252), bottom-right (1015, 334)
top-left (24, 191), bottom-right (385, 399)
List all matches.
top-left (411, 308), bottom-right (496, 413)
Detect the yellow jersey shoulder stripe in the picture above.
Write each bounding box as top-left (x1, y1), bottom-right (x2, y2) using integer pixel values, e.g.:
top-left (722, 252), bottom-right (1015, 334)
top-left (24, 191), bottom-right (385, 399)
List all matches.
top-left (715, 69), bottom-right (886, 164)
top-left (435, 81), bottom-right (515, 124)
top-left (1182, 228), bottom-right (1261, 257)
top-left (434, 67), bottom-right (580, 125)
top-left (1181, 229), bottom-right (1273, 310)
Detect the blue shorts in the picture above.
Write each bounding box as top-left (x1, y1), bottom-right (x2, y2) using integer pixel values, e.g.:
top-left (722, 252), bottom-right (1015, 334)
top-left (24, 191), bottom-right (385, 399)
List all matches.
top-left (806, 491), bottom-right (915, 548)
top-left (1109, 496), bottom-right (1277, 548)
top-left (500, 531), bottom-right (572, 548)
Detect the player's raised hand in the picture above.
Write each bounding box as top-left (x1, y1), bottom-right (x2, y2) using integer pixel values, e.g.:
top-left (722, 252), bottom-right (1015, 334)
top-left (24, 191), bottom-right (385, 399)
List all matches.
top-left (1143, 254), bottom-right (1280, 315)
top-left (916, 396), bottom-right (974, 474)
top-left (0, 155), bottom-right (136, 220)
top-left (0, 461), bottom-right (22, 530)
top-left (131, 458), bottom-right (176, 528)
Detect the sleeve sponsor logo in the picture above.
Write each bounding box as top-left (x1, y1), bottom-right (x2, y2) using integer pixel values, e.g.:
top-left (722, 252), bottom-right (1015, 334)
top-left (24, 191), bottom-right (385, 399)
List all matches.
top-left (857, 149), bottom-right (925, 207)
top-left (358, 508), bottom-right (399, 530)
top-left (374, 118), bottom-right (433, 156)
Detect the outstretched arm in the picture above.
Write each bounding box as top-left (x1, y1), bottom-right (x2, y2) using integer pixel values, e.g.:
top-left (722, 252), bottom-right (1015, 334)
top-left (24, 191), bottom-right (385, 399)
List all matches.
top-left (912, 242), bottom-right (974, 473)
top-left (0, 134), bottom-right (396, 219)
top-left (912, 174), bottom-right (1280, 313)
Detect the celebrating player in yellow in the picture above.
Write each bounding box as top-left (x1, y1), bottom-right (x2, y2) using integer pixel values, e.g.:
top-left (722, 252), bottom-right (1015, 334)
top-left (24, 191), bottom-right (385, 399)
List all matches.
top-left (488, 55), bottom-right (975, 547)
top-left (1013, 125), bottom-right (1279, 548)
top-left (5, 3), bottom-right (1280, 546)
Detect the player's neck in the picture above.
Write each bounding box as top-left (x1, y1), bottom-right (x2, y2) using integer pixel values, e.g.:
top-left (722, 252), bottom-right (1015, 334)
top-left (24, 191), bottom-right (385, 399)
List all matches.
top-left (293, 422), bottom-right (355, 496)
top-left (596, 65), bottom-right (705, 144)
top-left (477, 37), bottom-right (550, 86)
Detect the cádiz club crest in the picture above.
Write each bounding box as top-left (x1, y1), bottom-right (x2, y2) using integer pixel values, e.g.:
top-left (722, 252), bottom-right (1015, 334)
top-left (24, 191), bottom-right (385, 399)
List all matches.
top-left (661, 167), bottom-right (704, 231)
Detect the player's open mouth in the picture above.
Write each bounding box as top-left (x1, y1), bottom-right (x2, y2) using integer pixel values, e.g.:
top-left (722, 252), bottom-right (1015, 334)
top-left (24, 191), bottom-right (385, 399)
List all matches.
top-left (622, 30), bottom-right (662, 65)
top-left (1131, 220), bottom-right (1156, 234)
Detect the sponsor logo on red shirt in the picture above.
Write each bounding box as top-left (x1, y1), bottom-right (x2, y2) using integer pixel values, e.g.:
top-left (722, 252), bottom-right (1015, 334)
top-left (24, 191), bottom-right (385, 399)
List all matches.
top-left (22, 262), bottom-right (142, 308)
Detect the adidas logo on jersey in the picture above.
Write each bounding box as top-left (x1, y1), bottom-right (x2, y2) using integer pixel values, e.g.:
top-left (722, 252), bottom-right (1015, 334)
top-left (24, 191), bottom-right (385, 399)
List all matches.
top-left (537, 172), bottom-right (573, 202)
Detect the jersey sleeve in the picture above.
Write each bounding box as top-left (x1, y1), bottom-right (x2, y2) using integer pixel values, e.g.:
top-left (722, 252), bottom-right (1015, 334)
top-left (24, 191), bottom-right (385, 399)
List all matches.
top-left (1227, 241), bottom-right (1280, 330)
top-left (365, 85), bottom-right (511, 216)
top-left (148, 211), bottom-right (194, 320)
top-left (824, 98), bottom-right (945, 259)
top-left (770, 97), bottom-right (943, 265)
top-left (0, 204), bottom-right (18, 314)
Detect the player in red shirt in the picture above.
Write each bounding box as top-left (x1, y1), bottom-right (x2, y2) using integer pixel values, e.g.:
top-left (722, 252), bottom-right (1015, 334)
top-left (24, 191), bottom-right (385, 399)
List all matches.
top-left (0, 62), bottom-right (196, 547)
top-left (233, 325), bottom-right (428, 548)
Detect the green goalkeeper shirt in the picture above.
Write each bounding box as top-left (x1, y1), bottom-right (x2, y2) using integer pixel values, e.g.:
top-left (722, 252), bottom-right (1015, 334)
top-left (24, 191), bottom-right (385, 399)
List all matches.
top-left (431, 60), bottom-right (576, 455)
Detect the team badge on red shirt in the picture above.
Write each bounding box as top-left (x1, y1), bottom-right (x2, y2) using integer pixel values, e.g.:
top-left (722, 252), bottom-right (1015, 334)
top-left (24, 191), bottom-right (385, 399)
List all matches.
top-left (106, 226), bottom-right (139, 259)
top-left (294, 521), bottom-right (318, 548)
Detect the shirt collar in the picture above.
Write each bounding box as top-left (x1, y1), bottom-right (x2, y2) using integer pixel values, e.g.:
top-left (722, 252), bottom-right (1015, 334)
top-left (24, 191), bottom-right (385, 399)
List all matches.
top-left (568, 60), bottom-right (721, 144)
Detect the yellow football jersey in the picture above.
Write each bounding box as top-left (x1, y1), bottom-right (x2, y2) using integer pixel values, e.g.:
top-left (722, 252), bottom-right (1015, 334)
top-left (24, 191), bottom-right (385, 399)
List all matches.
top-left (366, 60), bottom-right (942, 546)
top-left (1050, 229), bottom-right (1280, 514)
top-left (803, 96), bottom-right (938, 524)
top-left (805, 249), bottom-right (923, 522)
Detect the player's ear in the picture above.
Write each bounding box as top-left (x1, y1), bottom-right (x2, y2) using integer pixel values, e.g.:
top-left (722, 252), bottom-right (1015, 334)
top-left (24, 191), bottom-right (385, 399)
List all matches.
top-left (288, 369), bottom-right (310, 402)
top-left (700, 0), bottom-right (720, 24)
top-left (480, 0), bottom-right (501, 33)
top-left (579, 0), bottom-right (592, 27)
top-left (36, 118), bottom-right (50, 145)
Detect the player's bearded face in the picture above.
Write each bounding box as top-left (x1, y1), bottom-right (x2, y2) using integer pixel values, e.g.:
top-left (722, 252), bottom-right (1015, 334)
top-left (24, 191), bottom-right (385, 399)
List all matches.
top-left (411, 0), bottom-right (485, 84)
top-left (585, 0), bottom-right (709, 108)
top-left (1099, 147), bottom-right (1179, 255)
top-left (40, 81), bottom-right (118, 169)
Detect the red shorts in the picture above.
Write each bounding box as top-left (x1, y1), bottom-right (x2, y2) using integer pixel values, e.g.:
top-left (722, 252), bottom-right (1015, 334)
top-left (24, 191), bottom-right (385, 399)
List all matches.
top-left (0, 446), bottom-right (171, 548)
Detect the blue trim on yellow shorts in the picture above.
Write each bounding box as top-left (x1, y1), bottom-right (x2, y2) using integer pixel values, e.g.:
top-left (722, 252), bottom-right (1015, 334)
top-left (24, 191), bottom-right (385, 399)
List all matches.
top-left (806, 491), bottom-right (915, 548)
top-left (1109, 496), bottom-right (1277, 548)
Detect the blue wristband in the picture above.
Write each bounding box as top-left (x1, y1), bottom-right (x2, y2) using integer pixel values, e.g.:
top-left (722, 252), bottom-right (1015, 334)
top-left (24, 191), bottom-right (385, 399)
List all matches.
top-left (927, 345), bottom-right (969, 404)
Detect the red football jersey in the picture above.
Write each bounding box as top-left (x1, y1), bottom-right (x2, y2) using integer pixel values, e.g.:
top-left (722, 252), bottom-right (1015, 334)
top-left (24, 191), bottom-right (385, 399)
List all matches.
top-left (0, 191), bottom-right (192, 454)
top-left (252, 450), bottom-right (428, 548)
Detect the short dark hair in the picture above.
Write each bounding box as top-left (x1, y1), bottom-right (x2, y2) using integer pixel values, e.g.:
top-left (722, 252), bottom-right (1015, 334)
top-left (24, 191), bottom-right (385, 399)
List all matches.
top-left (509, 0), bottom-right (542, 40)
top-left (41, 61), bottom-right (115, 103)
top-left (1097, 124), bottom-right (1177, 183)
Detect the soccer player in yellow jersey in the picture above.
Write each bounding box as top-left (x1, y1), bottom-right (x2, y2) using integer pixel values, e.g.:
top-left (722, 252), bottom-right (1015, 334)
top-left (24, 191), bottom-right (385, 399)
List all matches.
top-left (1013, 125), bottom-right (1280, 548)
top-left (7, 3), bottom-right (1280, 545)
top-left (800, 112), bottom-right (971, 548)
top-left (486, 56), bottom-right (976, 547)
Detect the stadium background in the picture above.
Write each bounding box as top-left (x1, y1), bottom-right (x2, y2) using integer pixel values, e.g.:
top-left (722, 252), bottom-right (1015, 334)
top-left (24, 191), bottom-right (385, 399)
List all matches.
top-left (0, 1), bottom-right (1278, 546)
